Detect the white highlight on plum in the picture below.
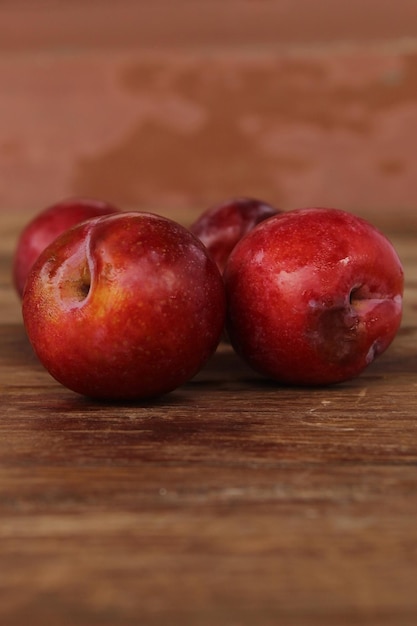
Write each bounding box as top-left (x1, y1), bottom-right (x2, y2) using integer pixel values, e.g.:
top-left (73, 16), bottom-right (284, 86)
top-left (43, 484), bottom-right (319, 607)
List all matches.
top-left (393, 294), bottom-right (403, 310)
top-left (308, 299), bottom-right (322, 310)
top-left (252, 250), bottom-right (265, 266)
top-left (275, 266), bottom-right (316, 292)
top-left (366, 341), bottom-right (379, 364)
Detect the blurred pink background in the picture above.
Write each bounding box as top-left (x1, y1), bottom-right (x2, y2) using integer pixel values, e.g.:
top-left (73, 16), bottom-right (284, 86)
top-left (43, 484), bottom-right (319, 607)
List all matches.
top-left (1, 0), bottom-right (417, 232)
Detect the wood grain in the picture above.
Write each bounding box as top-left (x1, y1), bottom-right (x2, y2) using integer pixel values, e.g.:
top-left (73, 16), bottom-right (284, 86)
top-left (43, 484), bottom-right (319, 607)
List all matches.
top-left (2, 0), bottom-right (417, 52)
top-left (1, 214), bottom-right (416, 625)
top-left (1, 1), bottom-right (417, 231)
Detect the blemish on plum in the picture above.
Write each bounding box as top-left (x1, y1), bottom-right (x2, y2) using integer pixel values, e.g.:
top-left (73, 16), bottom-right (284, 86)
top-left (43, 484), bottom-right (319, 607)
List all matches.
top-left (59, 263), bottom-right (91, 303)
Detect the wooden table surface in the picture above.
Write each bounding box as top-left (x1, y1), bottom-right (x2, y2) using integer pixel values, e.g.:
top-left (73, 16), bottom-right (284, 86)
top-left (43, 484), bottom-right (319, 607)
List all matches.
top-left (1, 213), bottom-right (416, 626)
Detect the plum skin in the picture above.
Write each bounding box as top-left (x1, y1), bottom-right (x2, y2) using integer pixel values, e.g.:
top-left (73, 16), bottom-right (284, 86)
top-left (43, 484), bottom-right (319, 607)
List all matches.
top-left (189, 197), bottom-right (280, 273)
top-left (13, 197), bottom-right (119, 298)
top-left (224, 207), bottom-right (404, 385)
top-left (22, 211), bottom-right (226, 400)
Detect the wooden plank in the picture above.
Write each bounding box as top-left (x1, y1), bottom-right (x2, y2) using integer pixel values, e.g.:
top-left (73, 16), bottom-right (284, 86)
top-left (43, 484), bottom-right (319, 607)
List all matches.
top-left (0, 212), bottom-right (416, 625)
top-left (1, 0), bottom-right (417, 52)
top-left (1, 3), bottom-right (417, 230)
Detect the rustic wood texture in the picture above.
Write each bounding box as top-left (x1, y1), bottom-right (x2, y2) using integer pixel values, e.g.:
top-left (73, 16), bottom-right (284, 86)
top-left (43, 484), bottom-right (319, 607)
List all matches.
top-left (0, 213), bottom-right (416, 625)
top-left (1, 1), bottom-right (417, 233)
